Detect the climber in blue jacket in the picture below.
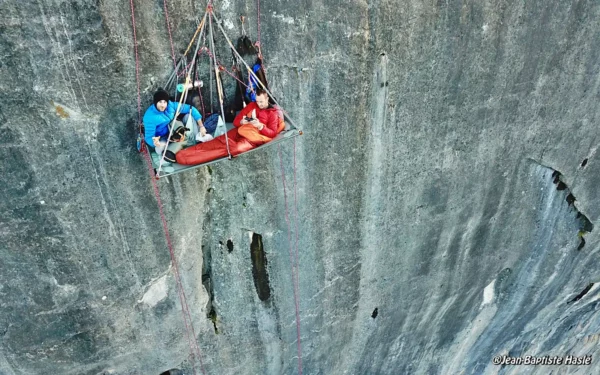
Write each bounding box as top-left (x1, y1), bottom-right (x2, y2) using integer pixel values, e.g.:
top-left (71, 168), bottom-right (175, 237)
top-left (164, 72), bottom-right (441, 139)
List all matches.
top-left (142, 89), bottom-right (206, 158)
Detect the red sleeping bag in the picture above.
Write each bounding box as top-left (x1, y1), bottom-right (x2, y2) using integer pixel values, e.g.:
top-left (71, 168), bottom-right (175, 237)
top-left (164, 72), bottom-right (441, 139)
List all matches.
top-left (176, 128), bottom-right (256, 165)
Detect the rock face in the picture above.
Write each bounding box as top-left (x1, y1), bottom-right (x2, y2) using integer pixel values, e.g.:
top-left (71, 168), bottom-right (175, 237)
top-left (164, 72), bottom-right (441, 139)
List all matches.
top-left (2, 0), bottom-right (600, 374)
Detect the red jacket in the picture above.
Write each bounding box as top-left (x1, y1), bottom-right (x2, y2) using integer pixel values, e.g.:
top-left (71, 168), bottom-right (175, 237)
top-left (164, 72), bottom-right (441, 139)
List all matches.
top-left (233, 102), bottom-right (282, 138)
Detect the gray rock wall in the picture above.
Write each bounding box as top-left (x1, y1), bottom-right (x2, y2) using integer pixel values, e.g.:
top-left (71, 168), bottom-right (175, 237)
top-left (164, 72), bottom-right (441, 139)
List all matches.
top-left (1, 0), bottom-right (600, 374)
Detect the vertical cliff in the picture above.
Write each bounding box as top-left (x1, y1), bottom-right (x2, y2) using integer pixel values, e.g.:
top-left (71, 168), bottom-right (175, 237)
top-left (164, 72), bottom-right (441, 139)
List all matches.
top-left (2, 0), bottom-right (600, 374)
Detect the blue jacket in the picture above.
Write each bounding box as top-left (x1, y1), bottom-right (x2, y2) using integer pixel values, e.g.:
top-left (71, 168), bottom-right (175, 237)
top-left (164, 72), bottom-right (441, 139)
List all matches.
top-left (143, 101), bottom-right (202, 145)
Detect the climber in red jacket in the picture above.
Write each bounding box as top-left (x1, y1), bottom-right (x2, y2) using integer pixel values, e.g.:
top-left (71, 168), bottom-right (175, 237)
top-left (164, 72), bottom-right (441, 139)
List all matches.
top-left (234, 89), bottom-right (284, 145)
top-left (176, 89), bottom-right (285, 165)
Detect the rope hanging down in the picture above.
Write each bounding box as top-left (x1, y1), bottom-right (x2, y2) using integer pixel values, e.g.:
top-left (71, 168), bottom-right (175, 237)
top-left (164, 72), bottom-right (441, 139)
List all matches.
top-left (132, 2), bottom-right (304, 373)
top-left (208, 9), bottom-right (232, 158)
top-left (163, 0), bottom-right (178, 72)
top-left (292, 139), bottom-right (300, 312)
top-left (209, 14), bottom-right (305, 372)
top-left (256, 0), bottom-right (261, 48)
top-left (129, 1), bottom-right (206, 373)
top-left (278, 141), bottom-right (303, 375)
top-left (255, 0), bottom-right (264, 67)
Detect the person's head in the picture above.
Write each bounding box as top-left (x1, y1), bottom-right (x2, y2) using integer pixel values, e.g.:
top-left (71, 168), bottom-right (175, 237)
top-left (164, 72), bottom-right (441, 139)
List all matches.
top-left (153, 89), bottom-right (170, 111)
top-left (255, 89), bottom-right (270, 109)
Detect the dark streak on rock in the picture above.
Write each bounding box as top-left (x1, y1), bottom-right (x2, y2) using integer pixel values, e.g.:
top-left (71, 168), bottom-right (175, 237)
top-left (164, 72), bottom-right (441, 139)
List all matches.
top-left (567, 283), bottom-right (594, 304)
top-left (577, 236), bottom-right (586, 251)
top-left (159, 369), bottom-right (183, 375)
top-left (202, 231), bottom-right (218, 333)
top-left (580, 217), bottom-right (594, 233)
top-left (250, 233), bottom-right (271, 301)
top-left (549, 166), bottom-right (594, 249)
top-left (552, 170), bottom-right (561, 183)
top-left (208, 307), bottom-right (219, 334)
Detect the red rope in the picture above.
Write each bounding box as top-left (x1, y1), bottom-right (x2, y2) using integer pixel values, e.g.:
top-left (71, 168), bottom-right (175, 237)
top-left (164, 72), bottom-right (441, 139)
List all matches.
top-left (257, 0), bottom-right (261, 46)
top-left (221, 65), bottom-right (248, 88)
top-left (129, 0), bottom-right (141, 123)
top-left (129, 1), bottom-right (205, 373)
top-left (163, 0), bottom-right (178, 73)
top-left (150, 171), bottom-right (206, 375)
top-left (293, 139), bottom-right (300, 286)
top-left (255, 0), bottom-right (267, 74)
top-left (278, 144), bottom-right (303, 375)
top-left (203, 48), bottom-right (249, 88)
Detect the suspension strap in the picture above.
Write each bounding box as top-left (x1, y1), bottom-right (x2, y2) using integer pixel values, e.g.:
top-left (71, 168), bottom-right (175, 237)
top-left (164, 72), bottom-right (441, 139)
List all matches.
top-left (129, 2), bottom-right (206, 373)
top-left (157, 13), bottom-right (208, 176)
top-left (184, 14), bottom-right (210, 58)
top-left (221, 64), bottom-right (248, 88)
top-left (204, 47), bottom-right (249, 89)
top-left (208, 10), bottom-right (232, 158)
top-left (165, 59), bottom-right (187, 92)
top-left (212, 13), bottom-right (301, 130)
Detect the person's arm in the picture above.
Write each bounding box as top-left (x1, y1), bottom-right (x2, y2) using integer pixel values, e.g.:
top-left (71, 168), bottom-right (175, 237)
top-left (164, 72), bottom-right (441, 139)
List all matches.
top-left (233, 103), bottom-right (256, 128)
top-left (189, 106), bottom-right (202, 122)
top-left (176, 103), bottom-right (203, 122)
top-left (167, 101), bottom-right (193, 117)
top-left (169, 102), bottom-right (206, 135)
top-left (143, 111), bottom-right (159, 146)
top-left (188, 106), bottom-right (206, 135)
top-left (256, 112), bottom-right (278, 138)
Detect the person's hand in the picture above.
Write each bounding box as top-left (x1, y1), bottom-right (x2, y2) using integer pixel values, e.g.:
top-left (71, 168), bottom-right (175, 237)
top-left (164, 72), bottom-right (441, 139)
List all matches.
top-left (200, 126), bottom-right (207, 136)
top-left (251, 120), bottom-right (264, 130)
top-left (152, 137), bottom-right (161, 147)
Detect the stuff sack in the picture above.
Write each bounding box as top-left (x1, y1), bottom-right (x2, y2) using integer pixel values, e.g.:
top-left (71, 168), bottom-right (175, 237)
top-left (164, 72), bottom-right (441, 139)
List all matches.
top-left (203, 113), bottom-right (220, 134)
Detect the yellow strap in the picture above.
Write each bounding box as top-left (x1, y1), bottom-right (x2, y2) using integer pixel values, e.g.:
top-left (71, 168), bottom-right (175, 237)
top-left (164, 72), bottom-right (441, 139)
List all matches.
top-left (183, 13), bottom-right (206, 57)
